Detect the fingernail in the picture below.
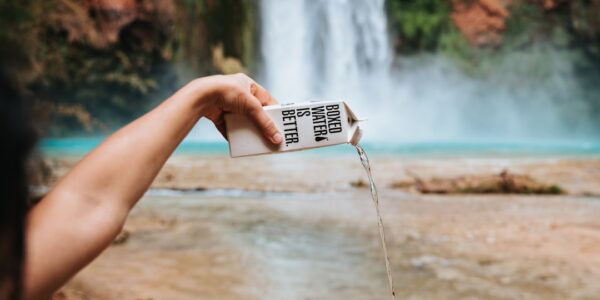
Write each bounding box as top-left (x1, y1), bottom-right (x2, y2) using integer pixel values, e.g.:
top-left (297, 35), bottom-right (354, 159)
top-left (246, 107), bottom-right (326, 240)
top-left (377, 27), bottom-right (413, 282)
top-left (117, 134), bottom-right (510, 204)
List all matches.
top-left (272, 132), bottom-right (283, 144)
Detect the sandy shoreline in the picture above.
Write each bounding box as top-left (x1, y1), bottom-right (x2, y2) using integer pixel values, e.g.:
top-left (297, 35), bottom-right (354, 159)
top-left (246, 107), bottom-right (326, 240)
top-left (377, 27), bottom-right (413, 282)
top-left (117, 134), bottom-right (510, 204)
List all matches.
top-left (41, 154), bottom-right (600, 195)
top-left (45, 154), bottom-right (600, 299)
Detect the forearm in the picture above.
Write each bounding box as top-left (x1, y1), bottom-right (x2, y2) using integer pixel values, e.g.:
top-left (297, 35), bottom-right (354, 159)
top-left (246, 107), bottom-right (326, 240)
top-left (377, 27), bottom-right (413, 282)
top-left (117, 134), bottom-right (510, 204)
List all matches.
top-left (52, 79), bottom-right (211, 210)
top-left (23, 73), bottom-right (280, 299)
top-left (24, 78), bottom-right (213, 299)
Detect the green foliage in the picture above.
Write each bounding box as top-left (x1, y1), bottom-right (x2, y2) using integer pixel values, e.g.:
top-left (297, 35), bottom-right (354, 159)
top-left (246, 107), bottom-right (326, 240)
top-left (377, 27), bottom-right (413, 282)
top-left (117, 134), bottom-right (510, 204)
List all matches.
top-left (387, 0), bottom-right (455, 53)
top-left (567, 0), bottom-right (600, 115)
top-left (499, 1), bottom-right (600, 113)
top-left (174, 0), bottom-right (259, 75)
top-left (438, 26), bottom-right (478, 71)
top-left (22, 1), bottom-right (177, 135)
top-left (3, 0), bottom-right (598, 135)
top-left (386, 0), bottom-right (599, 117)
top-left (180, 0), bottom-right (206, 12)
top-left (29, 34), bottom-right (176, 135)
top-left (0, 0), bottom-right (259, 136)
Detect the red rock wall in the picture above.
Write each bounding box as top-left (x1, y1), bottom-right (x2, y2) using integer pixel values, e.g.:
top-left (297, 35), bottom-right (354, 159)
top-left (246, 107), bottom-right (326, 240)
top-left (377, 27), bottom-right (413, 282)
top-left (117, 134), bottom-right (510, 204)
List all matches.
top-left (451, 0), bottom-right (512, 47)
top-left (56, 0), bottom-right (175, 49)
top-left (450, 0), bottom-right (568, 47)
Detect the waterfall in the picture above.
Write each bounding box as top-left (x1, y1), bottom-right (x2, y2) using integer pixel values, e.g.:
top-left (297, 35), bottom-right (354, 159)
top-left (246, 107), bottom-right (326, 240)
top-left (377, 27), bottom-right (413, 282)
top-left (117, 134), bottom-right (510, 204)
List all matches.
top-left (259, 0), bottom-right (391, 115)
top-left (258, 0), bottom-right (597, 143)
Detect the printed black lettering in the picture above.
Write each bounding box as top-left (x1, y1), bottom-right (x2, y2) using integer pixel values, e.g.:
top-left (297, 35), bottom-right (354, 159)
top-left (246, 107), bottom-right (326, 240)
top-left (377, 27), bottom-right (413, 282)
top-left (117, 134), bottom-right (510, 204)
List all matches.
top-left (282, 109), bottom-right (295, 116)
top-left (327, 114), bottom-right (341, 124)
top-left (311, 104), bottom-right (345, 141)
top-left (285, 132), bottom-right (299, 144)
top-left (329, 122), bottom-right (342, 133)
top-left (282, 110), bottom-right (299, 146)
top-left (297, 108), bottom-right (310, 117)
top-left (312, 114), bottom-right (326, 124)
top-left (311, 106), bottom-right (325, 115)
top-left (282, 116), bottom-right (296, 122)
top-left (314, 125), bottom-right (327, 136)
top-left (323, 105), bottom-right (342, 135)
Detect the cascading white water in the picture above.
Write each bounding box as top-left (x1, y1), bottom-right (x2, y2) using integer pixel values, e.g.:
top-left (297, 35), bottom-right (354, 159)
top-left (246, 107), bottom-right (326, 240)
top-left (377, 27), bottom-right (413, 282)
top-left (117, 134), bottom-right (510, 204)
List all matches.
top-left (260, 0), bottom-right (392, 121)
top-left (185, 0), bottom-right (596, 144)
top-left (259, 0), bottom-right (597, 144)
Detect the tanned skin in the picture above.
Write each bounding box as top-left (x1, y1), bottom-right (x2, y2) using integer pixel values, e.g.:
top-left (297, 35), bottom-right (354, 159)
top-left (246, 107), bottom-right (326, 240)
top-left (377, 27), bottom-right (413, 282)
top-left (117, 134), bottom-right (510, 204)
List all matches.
top-left (23, 74), bottom-right (282, 300)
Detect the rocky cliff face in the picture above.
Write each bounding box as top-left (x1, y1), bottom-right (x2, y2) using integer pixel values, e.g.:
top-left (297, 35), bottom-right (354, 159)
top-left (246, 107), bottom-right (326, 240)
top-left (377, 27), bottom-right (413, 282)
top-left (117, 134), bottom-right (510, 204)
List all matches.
top-left (19, 0), bottom-right (257, 135)
top-left (449, 0), bottom-right (574, 47)
top-left (451, 0), bottom-right (511, 47)
top-left (55, 0), bottom-right (175, 50)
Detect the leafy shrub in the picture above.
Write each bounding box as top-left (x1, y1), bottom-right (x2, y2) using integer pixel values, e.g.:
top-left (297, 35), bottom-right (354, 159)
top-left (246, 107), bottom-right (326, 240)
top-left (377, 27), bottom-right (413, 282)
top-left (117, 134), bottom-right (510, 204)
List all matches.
top-left (386, 0), bottom-right (455, 53)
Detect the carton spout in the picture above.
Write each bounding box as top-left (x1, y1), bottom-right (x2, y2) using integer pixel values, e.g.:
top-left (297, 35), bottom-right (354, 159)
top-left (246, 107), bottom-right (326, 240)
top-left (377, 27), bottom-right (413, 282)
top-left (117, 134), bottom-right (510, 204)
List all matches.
top-left (350, 126), bottom-right (363, 146)
top-left (349, 118), bottom-right (367, 127)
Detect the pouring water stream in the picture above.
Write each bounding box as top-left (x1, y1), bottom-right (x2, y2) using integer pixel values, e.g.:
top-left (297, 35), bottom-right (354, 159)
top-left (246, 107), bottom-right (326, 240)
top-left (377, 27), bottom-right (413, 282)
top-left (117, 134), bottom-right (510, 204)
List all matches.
top-left (355, 144), bottom-right (396, 299)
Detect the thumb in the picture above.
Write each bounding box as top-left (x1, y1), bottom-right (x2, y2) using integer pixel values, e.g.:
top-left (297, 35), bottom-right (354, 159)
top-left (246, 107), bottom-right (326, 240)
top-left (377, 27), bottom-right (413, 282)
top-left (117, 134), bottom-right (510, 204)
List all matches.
top-left (246, 95), bottom-right (282, 144)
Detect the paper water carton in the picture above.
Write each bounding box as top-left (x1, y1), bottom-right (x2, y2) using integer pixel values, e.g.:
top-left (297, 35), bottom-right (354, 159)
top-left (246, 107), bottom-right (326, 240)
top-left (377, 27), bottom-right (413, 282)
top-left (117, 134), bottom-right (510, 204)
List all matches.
top-left (225, 100), bottom-right (363, 157)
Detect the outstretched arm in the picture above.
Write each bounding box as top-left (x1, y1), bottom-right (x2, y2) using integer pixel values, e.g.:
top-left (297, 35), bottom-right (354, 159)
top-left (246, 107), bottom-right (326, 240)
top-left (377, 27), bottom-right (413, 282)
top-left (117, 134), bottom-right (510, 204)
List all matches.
top-left (24, 74), bottom-right (280, 300)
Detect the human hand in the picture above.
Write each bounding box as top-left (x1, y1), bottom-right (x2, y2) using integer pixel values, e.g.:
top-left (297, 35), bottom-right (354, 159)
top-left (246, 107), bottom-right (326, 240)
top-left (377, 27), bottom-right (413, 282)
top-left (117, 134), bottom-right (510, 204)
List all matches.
top-left (197, 73), bottom-right (282, 144)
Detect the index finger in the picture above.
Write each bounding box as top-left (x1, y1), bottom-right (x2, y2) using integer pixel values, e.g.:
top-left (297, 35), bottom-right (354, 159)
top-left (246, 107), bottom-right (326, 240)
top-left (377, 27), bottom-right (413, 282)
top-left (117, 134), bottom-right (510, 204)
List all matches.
top-left (251, 83), bottom-right (278, 106)
top-left (246, 95), bottom-right (282, 145)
